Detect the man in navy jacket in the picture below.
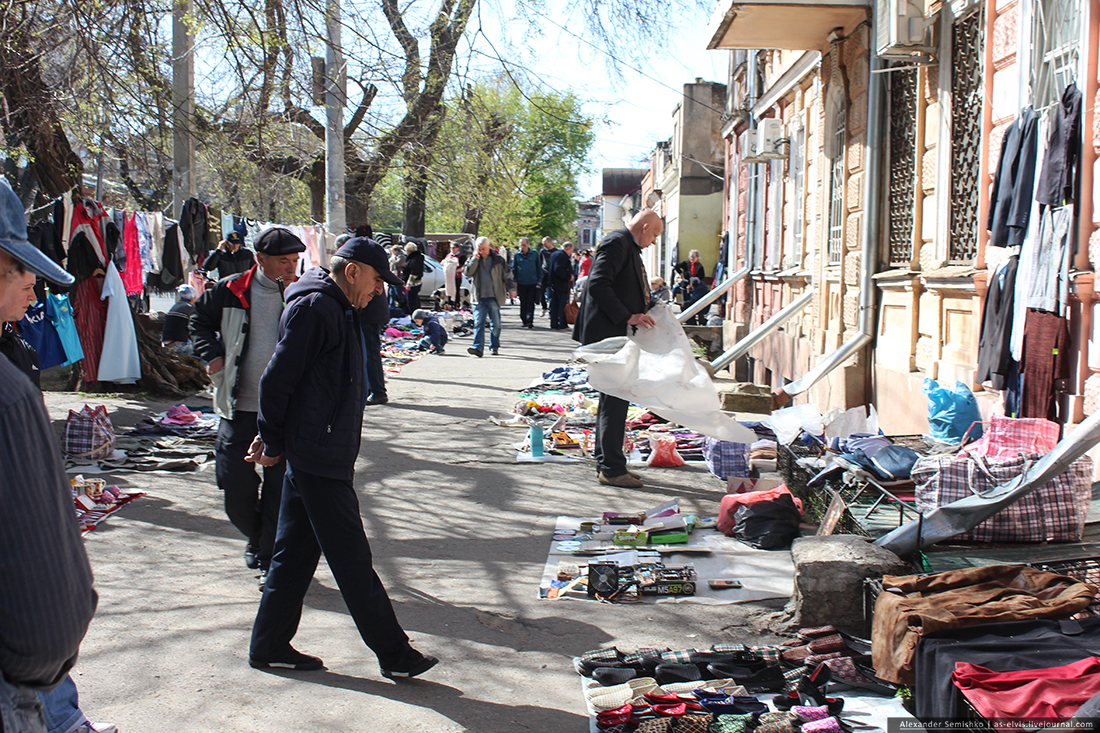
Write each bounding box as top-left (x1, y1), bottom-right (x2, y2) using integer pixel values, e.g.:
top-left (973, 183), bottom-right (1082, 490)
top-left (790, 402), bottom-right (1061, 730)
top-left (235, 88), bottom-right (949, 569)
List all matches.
top-left (246, 237), bottom-right (438, 680)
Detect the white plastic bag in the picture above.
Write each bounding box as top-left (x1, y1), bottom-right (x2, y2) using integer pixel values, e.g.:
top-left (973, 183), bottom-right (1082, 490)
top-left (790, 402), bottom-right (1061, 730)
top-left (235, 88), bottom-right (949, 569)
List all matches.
top-left (765, 403), bottom-right (823, 445)
top-left (574, 303), bottom-right (756, 443)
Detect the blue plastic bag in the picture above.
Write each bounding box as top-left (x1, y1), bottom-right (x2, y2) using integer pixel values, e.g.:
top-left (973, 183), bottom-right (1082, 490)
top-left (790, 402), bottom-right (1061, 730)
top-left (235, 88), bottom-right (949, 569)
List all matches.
top-left (922, 378), bottom-right (983, 444)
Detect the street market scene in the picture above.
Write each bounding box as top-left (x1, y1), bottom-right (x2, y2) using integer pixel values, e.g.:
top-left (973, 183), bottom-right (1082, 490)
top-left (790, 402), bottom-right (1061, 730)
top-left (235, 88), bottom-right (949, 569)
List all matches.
top-left (3, 0), bottom-right (1100, 731)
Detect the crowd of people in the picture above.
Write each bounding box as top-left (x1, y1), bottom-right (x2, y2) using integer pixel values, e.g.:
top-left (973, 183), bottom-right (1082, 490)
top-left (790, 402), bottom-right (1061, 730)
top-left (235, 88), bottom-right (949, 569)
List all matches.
top-left (1, 177), bottom-right (721, 729)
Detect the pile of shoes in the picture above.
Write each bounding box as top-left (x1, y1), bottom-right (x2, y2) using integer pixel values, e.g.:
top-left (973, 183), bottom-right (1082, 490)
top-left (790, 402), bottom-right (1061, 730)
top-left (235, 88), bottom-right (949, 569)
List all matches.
top-left (777, 626), bottom-right (897, 697)
top-left (579, 648), bottom-right (787, 692)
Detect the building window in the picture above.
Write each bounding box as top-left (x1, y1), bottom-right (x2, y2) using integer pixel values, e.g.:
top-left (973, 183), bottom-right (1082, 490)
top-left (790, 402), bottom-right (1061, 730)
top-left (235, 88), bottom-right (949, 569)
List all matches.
top-left (825, 83), bottom-right (846, 267)
top-left (788, 125), bottom-right (806, 270)
top-left (887, 67), bottom-right (917, 266)
top-left (948, 9), bottom-right (984, 263)
top-left (1031, 0), bottom-right (1082, 112)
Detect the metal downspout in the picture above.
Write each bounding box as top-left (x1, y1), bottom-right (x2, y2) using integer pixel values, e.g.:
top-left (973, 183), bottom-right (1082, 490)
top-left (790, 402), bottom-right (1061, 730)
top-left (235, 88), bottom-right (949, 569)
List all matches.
top-left (775, 50), bottom-right (884, 406)
top-left (711, 286), bottom-right (816, 371)
top-left (678, 265), bottom-right (750, 323)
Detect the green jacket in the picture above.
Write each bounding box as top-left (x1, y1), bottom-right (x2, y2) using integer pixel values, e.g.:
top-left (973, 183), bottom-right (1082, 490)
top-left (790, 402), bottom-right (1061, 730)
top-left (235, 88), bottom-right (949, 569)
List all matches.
top-left (464, 252), bottom-right (514, 304)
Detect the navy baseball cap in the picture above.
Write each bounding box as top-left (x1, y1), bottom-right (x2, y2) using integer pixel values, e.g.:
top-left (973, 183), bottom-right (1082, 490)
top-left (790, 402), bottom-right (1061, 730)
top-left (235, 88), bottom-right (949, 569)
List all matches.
top-left (334, 237), bottom-right (403, 286)
top-left (255, 227), bottom-right (306, 255)
top-left (0, 179), bottom-right (73, 286)
top-left (225, 231), bottom-right (242, 246)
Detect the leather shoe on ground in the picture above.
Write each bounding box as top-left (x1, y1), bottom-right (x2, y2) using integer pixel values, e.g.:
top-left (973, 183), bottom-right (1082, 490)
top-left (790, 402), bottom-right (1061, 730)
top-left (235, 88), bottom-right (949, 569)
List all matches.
top-left (258, 568), bottom-right (268, 593)
top-left (366, 395), bottom-right (389, 405)
top-left (467, 347), bottom-right (483, 357)
top-left (598, 472), bottom-right (644, 488)
top-left (249, 646), bottom-right (324, 671)
top-left (244, 543), bottom-right (260, 569)
top-left (490, 349), bottom-right (499, 355)
top-left (626, 469), bottom-right (642, 480)
top-left (381, 648), bottom-right (439, 680)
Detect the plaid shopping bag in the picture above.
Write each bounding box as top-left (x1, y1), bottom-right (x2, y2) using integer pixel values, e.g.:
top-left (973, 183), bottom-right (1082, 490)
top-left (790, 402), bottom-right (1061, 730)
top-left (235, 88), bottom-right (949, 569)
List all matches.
top-left (62, 404), bottom-right (115, 460)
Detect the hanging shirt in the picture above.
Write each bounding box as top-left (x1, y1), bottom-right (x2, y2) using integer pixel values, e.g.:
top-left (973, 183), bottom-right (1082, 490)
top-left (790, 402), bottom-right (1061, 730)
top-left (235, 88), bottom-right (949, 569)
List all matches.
top-left (17, 300), bottom-right (68, 370)
top-left (97, 261), bottom-right (141, 384)
top-left (121, 212), bottom-right (144, 295)
top-left (47, 293), bottom-right (83, 366)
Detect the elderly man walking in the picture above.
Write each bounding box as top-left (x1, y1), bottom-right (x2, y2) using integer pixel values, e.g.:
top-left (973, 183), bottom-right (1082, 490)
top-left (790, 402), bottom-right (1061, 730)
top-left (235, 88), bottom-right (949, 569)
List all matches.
top-left (573, 210), bottom-right (662, 488)
top-left (246, 237), bottom-right (438, 679)
top-left (464, 236), bottom-right (514, 357)
top-left (191, 227), bottom-right (305, 588)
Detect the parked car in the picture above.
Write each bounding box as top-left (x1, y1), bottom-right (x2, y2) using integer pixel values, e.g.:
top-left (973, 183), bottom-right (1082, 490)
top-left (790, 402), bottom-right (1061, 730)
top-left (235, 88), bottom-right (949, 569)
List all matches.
top-left (421, 256), bottom-right (471, 309)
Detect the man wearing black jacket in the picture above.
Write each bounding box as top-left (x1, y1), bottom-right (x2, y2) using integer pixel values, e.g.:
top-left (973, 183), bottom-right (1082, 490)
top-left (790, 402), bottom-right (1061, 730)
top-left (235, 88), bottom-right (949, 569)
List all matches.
top-left (246, 237), bottom-right (438, 680)
top-left (548, 241), bottom-right (574, 330)
top-left (573, 210), bottom-right (662, 488)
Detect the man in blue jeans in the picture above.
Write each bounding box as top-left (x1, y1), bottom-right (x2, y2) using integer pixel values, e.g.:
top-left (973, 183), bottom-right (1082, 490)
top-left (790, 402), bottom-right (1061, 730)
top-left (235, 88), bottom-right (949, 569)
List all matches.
top-left (464, 236), bottom-right (514, 357)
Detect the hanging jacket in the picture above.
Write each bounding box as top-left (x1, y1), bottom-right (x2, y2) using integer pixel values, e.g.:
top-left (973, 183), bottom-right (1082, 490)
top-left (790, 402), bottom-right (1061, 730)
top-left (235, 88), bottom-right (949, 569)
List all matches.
top-left (1036, 83), bottom-right (1083, 207)
top-left (156, 223), bottom-right (185, 292)
top-left (179, 197), bottom-right (210, 262)
top-left (257, 268), bottom-right (364, 481)
top-left (987, 107), bottom-right (1039, 248)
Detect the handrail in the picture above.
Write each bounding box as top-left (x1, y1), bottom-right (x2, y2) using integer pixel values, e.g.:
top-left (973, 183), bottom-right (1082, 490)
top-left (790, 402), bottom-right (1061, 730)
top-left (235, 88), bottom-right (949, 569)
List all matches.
top-left (709, 287), bottom-right (815, 372)
top-left (676, 264), bottom-right (750, 323)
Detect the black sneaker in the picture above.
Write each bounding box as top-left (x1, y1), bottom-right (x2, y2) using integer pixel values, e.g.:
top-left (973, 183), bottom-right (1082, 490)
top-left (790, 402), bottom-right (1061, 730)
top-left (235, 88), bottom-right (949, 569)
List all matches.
top-left (490, 349), bottom-right (499, 355)
top-left (467, 347), bottom-right (483, 358)
top-left (258, 568), bottom-right (268, 593)
top-left (381, 648), bottom-right (439, 680)
top-left (249, 646), bottom-right (324, 671)
top-left (366, 395), bottom-right (389, 405)
top-left (244, 543), bottom-right (260, 570)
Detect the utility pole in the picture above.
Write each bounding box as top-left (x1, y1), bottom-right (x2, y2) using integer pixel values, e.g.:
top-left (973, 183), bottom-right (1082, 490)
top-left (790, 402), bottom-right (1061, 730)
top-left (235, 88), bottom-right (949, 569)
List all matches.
top-left (325, 0), bottom-right (346, 240)
top-left (172, 0), bottom-right (195, 218)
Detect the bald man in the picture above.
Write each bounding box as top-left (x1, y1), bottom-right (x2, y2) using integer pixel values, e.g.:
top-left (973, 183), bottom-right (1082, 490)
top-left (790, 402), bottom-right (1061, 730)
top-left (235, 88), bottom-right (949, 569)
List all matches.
top-left (572, 210), bottom-right (662, 488)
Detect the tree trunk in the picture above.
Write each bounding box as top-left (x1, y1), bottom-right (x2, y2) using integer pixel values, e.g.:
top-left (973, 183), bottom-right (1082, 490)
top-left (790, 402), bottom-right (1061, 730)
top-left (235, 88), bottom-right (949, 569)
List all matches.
top-left (0, 23), bottom-right (84, 197)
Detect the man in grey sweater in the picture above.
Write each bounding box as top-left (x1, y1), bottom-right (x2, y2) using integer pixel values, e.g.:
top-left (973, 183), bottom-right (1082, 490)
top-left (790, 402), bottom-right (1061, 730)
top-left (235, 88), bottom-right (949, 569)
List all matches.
top-left (191, 227), bottom-right (306, 590)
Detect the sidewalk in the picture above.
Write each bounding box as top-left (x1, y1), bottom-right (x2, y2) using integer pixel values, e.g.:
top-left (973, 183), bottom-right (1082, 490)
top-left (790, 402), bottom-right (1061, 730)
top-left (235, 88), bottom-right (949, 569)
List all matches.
top-left (48, 304), bottom-right (786, 732)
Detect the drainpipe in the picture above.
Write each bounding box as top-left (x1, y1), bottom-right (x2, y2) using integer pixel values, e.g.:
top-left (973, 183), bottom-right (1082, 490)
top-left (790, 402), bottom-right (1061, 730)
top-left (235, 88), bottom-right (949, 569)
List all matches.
top-left (711, 286), bottom-right (815, 371)
top-left (774, 49), bottom-right (884, 407)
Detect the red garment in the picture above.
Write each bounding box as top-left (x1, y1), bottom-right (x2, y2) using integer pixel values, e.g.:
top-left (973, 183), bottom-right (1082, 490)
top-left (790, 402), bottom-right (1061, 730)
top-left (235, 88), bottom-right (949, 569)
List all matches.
top-left (953, 656), bottom-right (1100, 720)
top-left (69, 200), bottom-right (109, 267)
top-left (122, 212), bottom-right (144, 295)
top-left (580, 258), bottom-right (592, 277)
top-left (1021, 309), bottom-right (1069, 420)
top-left (73, 275), bottom-right (107, 383)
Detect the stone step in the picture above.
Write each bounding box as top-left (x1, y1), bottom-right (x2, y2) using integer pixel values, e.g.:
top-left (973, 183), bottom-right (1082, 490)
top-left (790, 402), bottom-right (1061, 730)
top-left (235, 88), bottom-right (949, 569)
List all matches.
top-left (712, 379), bottom-right (774, 413)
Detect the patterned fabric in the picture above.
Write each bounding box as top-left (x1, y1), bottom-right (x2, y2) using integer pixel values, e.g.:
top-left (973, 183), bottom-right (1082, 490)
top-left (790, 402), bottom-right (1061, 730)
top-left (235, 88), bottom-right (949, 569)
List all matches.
top-left (704, 437), bottom-right (751, 480)
top-left (710, 644), bottom-right (783, 666)
top-left (756, 712), bottom-right (798, 733)
top-left (675, 714), bottom-right (714, 733)
top-left (959, 415), bottom-right (1059, 460)
top-left (807, 635), bottom-right (846, 654)
top-left (636, 719), bottom-right (675, 733)
top-left (583, 648), bottom-right (623, 664)
top-left (804, 652), bottom-right (843, 666)
top-left (801, 717), bottom-right (842, 733)
top-left (781, 666), bottom-right (805, 694)
top-left (913, 452), bottom-right (1092, 542)
top-left (792, 705), bottom-right (830, 722)
top-left (710, 714), bottom-right (755, 733)
top-left (661, 650), bottom-right (700, 664)
top-left (797, 626), bottom-right (838, 639)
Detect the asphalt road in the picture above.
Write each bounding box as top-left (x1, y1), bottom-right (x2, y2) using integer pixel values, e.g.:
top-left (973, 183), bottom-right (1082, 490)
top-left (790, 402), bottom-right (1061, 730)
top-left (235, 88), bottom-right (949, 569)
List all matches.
top-left (45, 302), bottom-right (786, 732)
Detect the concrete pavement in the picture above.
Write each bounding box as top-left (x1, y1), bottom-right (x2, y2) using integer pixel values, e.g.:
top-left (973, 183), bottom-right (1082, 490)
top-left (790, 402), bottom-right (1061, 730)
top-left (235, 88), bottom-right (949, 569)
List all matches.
top-left (45, 302), bottom-right (786, 732)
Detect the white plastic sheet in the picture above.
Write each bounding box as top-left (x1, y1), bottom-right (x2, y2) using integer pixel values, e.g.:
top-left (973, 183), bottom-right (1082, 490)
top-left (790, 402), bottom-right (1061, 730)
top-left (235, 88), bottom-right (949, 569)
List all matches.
top-left (574, 303), bottom-right (756, 443)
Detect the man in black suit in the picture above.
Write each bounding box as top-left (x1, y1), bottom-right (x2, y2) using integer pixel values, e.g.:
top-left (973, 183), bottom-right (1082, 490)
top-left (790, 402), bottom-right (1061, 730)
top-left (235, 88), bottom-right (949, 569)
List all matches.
top-left (572, 210), bottom-right (663, 488)
top-left (547, 241), bottom-right (574, 330)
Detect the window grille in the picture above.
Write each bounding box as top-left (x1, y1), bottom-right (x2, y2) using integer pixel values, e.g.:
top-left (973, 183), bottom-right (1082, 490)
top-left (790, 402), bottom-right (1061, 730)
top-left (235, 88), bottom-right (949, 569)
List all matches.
top-left (826, 94), bottom-right (846, 266)
top-left (888, 68), bottom-right (917, 266)
top-left (948, 9), bottom-right (984, 263)
top-left (1032, 0), bottom-right (1081, 112)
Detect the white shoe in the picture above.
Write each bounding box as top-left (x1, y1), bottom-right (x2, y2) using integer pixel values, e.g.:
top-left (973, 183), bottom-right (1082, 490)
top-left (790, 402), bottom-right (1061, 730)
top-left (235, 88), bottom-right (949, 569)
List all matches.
top-left (74, 723), bottom-right (119, 733)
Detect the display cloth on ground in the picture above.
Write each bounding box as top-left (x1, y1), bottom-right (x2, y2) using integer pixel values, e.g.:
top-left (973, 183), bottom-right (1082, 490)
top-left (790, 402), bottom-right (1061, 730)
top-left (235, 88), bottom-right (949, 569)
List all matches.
top-left (575, 303), bottom-right (756, 444)
top-left (539, 500), bottom-right (794, 605)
